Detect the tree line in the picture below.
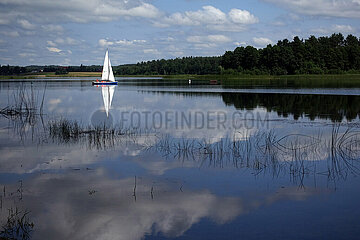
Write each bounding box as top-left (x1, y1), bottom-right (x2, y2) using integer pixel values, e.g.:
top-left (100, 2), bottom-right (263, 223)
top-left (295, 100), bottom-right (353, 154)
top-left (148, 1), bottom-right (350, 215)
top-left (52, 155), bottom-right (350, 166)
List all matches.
top-left (221, 33), bottom-right (360, 75)
top-left (1, 33), bottom-right (359, 76)
top-left (115, 57), bottom-right (221, 75)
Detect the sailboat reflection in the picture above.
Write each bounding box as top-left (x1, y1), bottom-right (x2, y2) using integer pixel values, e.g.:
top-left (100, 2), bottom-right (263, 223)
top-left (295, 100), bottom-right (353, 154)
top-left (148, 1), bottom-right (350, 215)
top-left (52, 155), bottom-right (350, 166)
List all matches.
top-left (102, 85), bottom-right (115, 117)
top-left (91, 85), bottom-right (116, 128)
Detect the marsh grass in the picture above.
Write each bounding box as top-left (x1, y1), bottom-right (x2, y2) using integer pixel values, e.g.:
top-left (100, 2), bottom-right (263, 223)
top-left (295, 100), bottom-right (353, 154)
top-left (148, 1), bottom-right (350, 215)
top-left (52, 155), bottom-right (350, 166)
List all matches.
top-left (0, 83), bottom-right (46, 142)
top-left (48, 118), bottom-right (154, 150)
top-left (149, 125), bottom-right (360, 185)
top-left (5, 106), bottom-right (360, 185)
top-left (0, 207), bottom-right (34, 240)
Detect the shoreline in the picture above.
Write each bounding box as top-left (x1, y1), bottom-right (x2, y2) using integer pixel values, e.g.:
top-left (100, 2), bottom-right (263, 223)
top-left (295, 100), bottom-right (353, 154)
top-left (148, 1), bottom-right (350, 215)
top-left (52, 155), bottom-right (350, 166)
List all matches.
top-left (1, 73), bottom-right (360, 79)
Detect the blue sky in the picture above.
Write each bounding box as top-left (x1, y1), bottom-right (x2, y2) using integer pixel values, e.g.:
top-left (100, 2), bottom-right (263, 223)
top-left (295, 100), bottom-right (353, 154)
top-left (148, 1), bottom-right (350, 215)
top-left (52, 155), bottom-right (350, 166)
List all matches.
top-left (0, 0), bottom-right (359, 66)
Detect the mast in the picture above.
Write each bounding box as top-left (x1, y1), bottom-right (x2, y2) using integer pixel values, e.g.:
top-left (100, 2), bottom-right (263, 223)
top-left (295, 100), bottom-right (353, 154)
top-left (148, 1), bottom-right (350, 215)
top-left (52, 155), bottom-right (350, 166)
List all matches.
top-left (107, 49), bottom-right (110, 81)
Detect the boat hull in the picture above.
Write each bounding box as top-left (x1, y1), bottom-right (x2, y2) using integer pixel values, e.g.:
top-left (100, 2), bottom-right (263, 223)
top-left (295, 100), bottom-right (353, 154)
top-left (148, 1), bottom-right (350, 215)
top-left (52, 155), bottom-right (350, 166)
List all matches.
top-left (92, 81), bottom-right (118, 85)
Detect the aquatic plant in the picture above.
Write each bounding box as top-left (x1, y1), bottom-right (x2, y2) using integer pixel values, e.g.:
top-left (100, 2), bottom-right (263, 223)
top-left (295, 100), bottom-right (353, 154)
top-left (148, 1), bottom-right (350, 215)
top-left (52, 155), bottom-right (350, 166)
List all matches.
top-left (0, 207), bottom-right (34, 240)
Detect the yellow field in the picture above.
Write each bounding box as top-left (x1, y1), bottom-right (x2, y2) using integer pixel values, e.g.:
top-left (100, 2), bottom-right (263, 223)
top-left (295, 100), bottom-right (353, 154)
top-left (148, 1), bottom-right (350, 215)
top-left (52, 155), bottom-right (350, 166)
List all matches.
top-left (65, 72), bottom-right (101, 77)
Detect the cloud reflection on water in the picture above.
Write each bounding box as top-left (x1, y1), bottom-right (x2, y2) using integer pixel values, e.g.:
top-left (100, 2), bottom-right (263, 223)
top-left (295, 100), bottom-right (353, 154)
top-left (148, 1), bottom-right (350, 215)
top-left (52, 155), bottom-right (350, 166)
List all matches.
top-left (0, 169), bottom-right (318, 240)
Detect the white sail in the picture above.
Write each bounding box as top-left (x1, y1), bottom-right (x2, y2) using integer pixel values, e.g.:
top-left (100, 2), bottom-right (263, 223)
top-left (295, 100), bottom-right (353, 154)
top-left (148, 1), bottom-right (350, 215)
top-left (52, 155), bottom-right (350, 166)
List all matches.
top-left (101, 51), bottom-right (109, 81)
top-left (108, 57), bottom-right (115, 82)
top-left (101, 50), bottom-right (115, 82)
top-left (102, 86), bottom-right (115, 117)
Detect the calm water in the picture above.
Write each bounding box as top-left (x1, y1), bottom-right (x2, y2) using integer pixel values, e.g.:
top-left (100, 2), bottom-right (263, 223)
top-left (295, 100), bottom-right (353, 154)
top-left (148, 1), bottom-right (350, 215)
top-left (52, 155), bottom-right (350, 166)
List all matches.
top-left (0, 78), bottom-right (360, 240)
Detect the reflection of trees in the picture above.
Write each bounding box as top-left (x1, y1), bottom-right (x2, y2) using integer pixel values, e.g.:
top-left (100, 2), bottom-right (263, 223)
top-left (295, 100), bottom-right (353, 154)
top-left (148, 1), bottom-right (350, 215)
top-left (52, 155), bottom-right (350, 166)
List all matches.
top-left (221, 92), bottom-right (360, 121)
top-left (141, 90), bottom-right (360, 122)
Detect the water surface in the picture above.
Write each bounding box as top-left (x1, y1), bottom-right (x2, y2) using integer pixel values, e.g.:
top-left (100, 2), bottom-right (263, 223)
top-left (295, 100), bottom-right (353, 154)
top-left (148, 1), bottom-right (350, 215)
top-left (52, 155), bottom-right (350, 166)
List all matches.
top-left (0, 78), bottom-right (359, 239)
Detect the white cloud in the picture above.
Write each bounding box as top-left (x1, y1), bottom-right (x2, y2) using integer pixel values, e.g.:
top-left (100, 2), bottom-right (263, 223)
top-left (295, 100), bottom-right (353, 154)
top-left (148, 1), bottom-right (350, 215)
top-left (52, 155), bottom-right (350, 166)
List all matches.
top-left (234, 41), bottom-right (247, 46)
top-left (165, 45), bottom-right (184, 57)
top-left (311, 24), bottom-right (355, 34)
top-left (263, 0), bottom-right (360, 18)
top-left (42, 24), bottom-right (64, 32)
top-left (99, 39), bottom-right (113, 47)
top-left (163, 6), bottom-right (227, 26)
top-left (159, 5), bottom-right (258, 32)
top-left (332, 24), bottom-right (354, 33)
top-left (47, 47), bottom-right (62, 53)
top-left (187, 34), bottom-right (231, 43)
top-left (0, 0), bottom-right (161, 24)
top-left (17, 19), bottom-right (35, 29)
top-left (252, 37), bottom-right (273, 47)
top-left (186, 36), bottom-right (203, 43)
top-left (55, 37), bottom-right (78, 45)
top-left (99, 38), bottom-right (147, 48)
top-left (47, 41), bottom-right (57, 47)
top-left (143, 48), bottom-right (160, 54)
top-left (228, 9), bottom-right (258, 24)
top-left (123, 3), bottom-right (161, 18)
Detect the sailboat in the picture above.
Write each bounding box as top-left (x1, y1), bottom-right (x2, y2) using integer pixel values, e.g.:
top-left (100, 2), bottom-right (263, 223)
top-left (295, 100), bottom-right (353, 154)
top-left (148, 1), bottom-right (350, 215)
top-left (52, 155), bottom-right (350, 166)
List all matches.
top-left (92, 50), bottom-right (118, 85)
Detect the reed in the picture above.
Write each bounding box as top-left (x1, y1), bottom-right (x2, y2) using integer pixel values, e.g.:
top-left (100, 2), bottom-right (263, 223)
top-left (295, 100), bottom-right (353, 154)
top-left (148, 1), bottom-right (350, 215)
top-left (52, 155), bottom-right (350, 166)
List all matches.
top-left (0, 207), bottom-right (34, 240)
top-left (149, 126), bottom-right (360, 185)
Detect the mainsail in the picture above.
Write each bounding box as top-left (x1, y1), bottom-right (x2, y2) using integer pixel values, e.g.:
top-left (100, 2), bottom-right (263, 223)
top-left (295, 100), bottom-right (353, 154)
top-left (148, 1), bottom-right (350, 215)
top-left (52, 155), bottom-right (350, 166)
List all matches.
top-left (102, 86), bottom-right (115, 117)
top-left (101, 50), bottom-right (115, 82)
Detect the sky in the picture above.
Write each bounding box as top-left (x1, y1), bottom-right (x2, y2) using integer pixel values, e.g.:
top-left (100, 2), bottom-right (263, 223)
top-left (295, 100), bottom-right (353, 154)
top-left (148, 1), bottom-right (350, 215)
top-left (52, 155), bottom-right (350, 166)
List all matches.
top-left (0, 0), bottom-right (359, 66)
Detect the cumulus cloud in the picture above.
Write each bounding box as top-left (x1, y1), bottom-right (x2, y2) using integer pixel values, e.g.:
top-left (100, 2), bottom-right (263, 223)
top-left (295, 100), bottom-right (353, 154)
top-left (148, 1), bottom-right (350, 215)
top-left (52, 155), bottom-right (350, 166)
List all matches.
top-left (99, 38), bottom-right (147, 47)
top-left (263, 0), bottom-right (360, 18)
top-left (47, 47), bottom-right (62, 53)
top-left (143, 48), bottom-right (160, 54)
top-left (123, 3), bottom-right (161, 18)
top-left (17, 19), bottom-right (35, 29)
top-left (159, 5), bottom-right (258, 32)
top-left (187, 34), bottom-right (231, 43)
top-left (234, 41), bottom-right (247, 46)
top-left (0, 0), bottom-right (161, 24)
top-left (55, 37), bottom-right (78, 45)
top-left (47, 40), bottom-right (57, 47)
top-left (228, 9), bottom-right (258, 24)
top-left (42, 24), bottom-right (64, 32)
top-left (165, 6), bottom-right (227, 25)
top-left (311, 24), bottom-right (355, 34)
top-left (252, 37), bottom-right (273, 47)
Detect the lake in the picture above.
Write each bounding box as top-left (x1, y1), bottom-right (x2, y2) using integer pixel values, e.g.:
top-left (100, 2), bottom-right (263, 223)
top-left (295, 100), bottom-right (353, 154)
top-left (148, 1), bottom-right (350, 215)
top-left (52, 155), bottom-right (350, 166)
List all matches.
top-left (0, 77), bottom-right (360, 240)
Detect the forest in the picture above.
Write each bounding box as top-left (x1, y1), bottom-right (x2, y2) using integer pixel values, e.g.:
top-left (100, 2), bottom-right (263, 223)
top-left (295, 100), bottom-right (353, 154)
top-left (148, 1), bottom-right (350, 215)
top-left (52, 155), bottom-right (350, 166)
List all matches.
top-left (1, 33), bottom-right (360, 76)
top-left (221, 33), bottom-right (360, 75)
